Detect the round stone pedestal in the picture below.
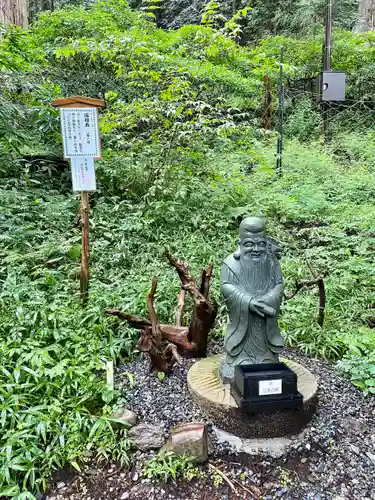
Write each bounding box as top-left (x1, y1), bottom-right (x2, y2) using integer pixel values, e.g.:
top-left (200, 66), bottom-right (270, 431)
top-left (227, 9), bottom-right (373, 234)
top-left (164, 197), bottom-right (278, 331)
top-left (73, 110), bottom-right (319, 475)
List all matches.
top-left (187, 355), bottom-right (318, 438)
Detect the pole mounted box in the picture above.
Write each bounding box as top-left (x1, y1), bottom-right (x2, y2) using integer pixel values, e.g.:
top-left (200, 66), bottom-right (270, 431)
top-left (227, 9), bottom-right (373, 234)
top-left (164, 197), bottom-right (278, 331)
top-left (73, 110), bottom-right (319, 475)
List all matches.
top-left (316, 71), bottom-right (346, 102)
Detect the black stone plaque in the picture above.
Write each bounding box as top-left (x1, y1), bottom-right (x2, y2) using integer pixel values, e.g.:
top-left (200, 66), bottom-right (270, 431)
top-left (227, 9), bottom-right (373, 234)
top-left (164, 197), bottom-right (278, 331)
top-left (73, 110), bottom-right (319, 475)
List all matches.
top-left (231, 362), bottom-right (303, 412)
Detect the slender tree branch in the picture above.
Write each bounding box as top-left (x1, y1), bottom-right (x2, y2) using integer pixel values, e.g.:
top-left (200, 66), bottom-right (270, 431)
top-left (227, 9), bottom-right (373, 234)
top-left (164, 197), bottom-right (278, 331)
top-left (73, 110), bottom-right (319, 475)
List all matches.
top-left (105, 309), bottom-right (151, 328)
top-left (284, 277), bottom-right (324, 301)
top-left (164, 343), bottom-right (183, 365)
top-left (105, 308), bottom-right (194, 349)
top-left (284, 259), bottom-right (326, 327)
top-left (164, 247), bottom-right (207, 304)
top-left (106, 251), bottom-right (216, 370)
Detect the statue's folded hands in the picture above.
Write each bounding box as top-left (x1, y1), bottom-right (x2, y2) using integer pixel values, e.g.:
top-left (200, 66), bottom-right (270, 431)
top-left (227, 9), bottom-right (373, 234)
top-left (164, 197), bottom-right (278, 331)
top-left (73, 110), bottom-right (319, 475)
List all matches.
top-left (250, 299), bottom-right (276, 318)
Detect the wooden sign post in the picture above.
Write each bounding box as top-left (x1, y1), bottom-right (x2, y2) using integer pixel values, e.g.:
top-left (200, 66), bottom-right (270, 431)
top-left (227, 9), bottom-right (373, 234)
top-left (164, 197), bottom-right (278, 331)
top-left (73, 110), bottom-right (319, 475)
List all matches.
top-left (52, 96), bottom-right (105, 305)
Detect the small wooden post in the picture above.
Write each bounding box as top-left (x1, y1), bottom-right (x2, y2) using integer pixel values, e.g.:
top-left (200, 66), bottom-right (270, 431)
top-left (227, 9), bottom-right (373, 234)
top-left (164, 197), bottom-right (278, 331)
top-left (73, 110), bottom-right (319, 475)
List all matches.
top-left (52, 96), bottom-right (105, 305)
top-left (80, 189), bottom-right (90, 304)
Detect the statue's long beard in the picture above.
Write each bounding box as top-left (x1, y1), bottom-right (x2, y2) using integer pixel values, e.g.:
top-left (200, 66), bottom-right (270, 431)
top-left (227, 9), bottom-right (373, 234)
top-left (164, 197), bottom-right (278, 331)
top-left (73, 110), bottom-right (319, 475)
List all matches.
top-left (240, 253), bottom-right (272, 295)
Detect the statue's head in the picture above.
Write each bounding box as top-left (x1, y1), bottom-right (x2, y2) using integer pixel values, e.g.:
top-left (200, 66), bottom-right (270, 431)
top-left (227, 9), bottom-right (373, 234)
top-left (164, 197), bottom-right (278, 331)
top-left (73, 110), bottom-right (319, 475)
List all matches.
top-left (239, 217), bottom-right (267, 262)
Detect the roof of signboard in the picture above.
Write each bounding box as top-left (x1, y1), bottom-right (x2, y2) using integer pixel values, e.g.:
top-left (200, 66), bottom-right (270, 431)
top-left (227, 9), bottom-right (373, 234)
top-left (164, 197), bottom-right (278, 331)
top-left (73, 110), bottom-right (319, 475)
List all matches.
top-left (52, 96), bottom-right (105, 108)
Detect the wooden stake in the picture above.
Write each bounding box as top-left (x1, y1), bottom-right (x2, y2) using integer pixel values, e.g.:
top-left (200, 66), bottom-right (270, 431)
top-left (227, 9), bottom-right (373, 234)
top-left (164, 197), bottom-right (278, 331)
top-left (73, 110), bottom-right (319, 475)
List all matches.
top-left (80, 190), bottom-right (89, 305)
top-left (307, 260), bottom-right (326, 328)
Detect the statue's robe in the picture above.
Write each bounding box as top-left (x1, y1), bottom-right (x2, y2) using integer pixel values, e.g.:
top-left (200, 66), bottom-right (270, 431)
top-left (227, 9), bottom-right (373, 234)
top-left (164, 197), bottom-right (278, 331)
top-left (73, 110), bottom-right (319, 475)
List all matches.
top-left (221, 253), bottom-right (284, 372)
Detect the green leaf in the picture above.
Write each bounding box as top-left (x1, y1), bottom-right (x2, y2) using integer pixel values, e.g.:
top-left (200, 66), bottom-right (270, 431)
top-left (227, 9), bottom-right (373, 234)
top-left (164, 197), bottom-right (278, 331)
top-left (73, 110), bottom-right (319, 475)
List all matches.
top-left (107, 417), bottom-right (132, 428)
top-left (59, 434), bottom-right (65, 447)
top-left (68, 245), bottom-right (81, 260)
top-left (0, 485), bottom-right (19, 496)
top-left (9, 464), bottom-right (28, 471)
top-left (45, 273), bottom-right (57, 286)
top-left (123, 371), bottom-right (135, 388)
top-left (101, 389), bottom-right (116, 404)
top-left (13, 367), bottom-right (21, 383)
top-left (70, 461), bottom-right (82, 472)
top-left (352, 381), bottom-right (366, 389)
top-left (37, 422), bottom-right (47, 443)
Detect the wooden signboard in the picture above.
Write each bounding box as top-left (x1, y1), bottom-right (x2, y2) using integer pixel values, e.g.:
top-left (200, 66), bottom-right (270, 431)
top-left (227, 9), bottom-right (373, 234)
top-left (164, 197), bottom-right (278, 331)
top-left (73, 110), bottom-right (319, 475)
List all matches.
top-left (52, 96), bottom-right (105, 304)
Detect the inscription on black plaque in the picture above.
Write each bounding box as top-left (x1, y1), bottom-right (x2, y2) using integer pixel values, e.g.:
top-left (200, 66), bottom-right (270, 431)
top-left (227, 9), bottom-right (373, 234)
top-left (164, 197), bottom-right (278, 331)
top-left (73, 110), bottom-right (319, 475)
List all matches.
top-left (231, 362), bottom-right (303, 412)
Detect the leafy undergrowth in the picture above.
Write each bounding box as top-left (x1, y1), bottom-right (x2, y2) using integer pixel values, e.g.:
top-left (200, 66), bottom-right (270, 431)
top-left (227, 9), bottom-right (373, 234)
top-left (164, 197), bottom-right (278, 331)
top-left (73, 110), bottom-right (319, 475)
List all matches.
top-left (0, 188), bottom-right (135, 498)
top-left (1, 0), bottom-right (375, 497)
top-left (143, 452), bottom-right (202, 483)
top-left (2, 133), bottom-right (375, 496)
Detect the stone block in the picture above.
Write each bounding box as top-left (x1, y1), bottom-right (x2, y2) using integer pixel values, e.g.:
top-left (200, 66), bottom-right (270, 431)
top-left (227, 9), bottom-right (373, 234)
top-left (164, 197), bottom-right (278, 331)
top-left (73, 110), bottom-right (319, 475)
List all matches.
top-left (129, 423), bottom-right (165, 451)
top-left (162, 422), bottom-right (209, 463)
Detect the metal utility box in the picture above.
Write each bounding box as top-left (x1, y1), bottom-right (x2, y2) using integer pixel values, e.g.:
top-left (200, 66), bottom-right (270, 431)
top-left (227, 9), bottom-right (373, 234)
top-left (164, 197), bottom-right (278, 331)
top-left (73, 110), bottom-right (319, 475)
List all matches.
top-left (316, 71), bottom-right (346, 102)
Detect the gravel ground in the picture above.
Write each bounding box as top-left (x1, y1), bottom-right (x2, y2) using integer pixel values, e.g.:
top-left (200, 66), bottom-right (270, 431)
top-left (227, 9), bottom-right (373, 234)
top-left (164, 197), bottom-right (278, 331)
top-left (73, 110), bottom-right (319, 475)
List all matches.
top-left (46, 344), bottom-right (375, 500)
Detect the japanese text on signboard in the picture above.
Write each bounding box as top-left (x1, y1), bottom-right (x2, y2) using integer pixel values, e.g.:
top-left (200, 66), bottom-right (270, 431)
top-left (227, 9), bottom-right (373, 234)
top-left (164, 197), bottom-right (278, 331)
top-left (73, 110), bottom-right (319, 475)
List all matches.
top-left (71, 157), bottom-right (97, 191)
top-left (60, 108), bottom-right (101, 158)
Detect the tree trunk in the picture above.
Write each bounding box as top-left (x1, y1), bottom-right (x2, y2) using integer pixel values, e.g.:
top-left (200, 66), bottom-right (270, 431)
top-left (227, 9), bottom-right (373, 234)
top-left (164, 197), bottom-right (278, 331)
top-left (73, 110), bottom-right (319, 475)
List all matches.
top-left (355, 0), bottom-right (375, 32)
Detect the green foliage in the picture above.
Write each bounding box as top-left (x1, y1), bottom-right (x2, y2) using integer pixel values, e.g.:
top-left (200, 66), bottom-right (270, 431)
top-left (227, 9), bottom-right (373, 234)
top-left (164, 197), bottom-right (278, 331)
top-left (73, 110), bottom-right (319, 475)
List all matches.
top-left (284, 97), bottom-right (321, 141)
top-left (143, 452), bottom-right (202, 482)
top-left (1, 0), bottom-right (375, 495)
top-left (0, 188), bottom-right (134, 496)
top-left (0, 26), bottom-right (44, 71)
top-left (201, 1), bottom-right (224, 28)
top-left (337, 351), bottom-right (375, 395)
top-left (201, 2), bottom-right (252, 41)
top-left (250, 30), bottom-right (375, 99)
top-left (32, 0), bottom-right (137, 45)
top-left (223, 6), bottom-right (252, 41)
top-left (245, 0), bottom-right (357, 39)
top-left (138, 0), bottom-right (164, 22)
top-left (0, 100), bottom-right (27, 165)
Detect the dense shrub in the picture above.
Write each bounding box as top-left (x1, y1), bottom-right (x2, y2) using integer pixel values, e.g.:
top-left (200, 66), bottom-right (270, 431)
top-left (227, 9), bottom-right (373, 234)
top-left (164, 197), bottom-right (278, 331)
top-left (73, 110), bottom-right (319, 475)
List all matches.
top-left (1, 1), bottom-right (375, 496)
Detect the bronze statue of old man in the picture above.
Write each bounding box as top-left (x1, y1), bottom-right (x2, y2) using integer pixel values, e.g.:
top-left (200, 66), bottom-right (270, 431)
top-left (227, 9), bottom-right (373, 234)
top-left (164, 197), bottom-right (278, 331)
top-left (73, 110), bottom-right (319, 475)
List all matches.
top-left (220, 217), bottom-right (284, 384)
